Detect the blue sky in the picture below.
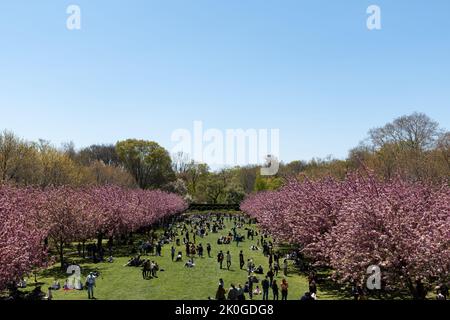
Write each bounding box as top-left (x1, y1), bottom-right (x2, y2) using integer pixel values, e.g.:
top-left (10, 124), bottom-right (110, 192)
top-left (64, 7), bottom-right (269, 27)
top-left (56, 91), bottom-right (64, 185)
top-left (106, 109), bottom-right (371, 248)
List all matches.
top-left (0, 0), bottom-right (449, 165)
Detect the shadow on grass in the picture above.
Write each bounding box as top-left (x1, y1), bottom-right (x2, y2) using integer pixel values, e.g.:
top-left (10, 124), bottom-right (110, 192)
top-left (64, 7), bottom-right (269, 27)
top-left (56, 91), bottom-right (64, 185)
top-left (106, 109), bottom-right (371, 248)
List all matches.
top-left (40, 265), bottom-right (103, 281)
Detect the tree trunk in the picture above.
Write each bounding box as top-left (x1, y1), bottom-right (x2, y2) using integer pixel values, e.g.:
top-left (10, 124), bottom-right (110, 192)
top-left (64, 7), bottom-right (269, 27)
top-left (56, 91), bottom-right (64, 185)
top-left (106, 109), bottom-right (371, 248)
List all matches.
top-left (59, 242), bottom-right (65, 270)
top-left (97, 234), bottom-right (103, 251)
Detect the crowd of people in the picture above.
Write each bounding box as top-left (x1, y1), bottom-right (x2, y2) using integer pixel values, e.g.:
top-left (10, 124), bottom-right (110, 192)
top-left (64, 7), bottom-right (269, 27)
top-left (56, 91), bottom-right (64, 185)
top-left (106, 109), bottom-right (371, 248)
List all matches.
top-left (160, 213), bottom-right (312, 301)
top-left (12, 212), bottom-right (448, 301)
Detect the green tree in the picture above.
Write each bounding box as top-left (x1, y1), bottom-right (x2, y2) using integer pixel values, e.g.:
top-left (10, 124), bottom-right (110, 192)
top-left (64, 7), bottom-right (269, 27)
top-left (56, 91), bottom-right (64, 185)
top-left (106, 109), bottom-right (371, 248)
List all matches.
top-left (116, 139), bottom-right (175, 189)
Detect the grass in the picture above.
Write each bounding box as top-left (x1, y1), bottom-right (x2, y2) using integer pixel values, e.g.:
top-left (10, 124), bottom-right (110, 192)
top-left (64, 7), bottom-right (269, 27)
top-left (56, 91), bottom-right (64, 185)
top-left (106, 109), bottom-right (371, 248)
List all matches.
top-left (18, 212), bottom-right (347, 301)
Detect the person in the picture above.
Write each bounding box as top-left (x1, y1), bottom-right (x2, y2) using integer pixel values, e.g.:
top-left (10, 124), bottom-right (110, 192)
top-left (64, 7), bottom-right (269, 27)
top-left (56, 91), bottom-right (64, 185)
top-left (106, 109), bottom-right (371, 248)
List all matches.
top-left (440, 283), bottom-right (449, 300)
top-left (171, 246), bottom-right (176, 261)
top-left (235, 284), bottom-right (244, 301)
top-left (227, 284), bottom-right (238, 301)
top-left (262, 277), bottom-right (270, 301)
top-left (185, 259), bottom-right (195, 268)
top-left (152, 261), bottom-right (159, 278)
top-left (207, 244), bottom-right (212, 258)
top-left (216, 285), bottom-right (226, 301)
top-left (283, 259), bottom-right (288, 277)
top-left (176, 252), bottom-right (183, 262)
top-left (301, 292), bottom-right (315, 301)
top-left (226, 251), bottom-right (232, 270)
top-left (239, 251), bottom-right (245, 270)
top-left (217, 251), bottom-right (224, 269)
top-left (309, 280), bottom-right (317, 296)
top-left (248, 276), bottom-right (254, 300)
top-left (142, 260), bottom-right (149, 279)
top-left (274, 261), bottom-right (280, 277)
top-left (272, 280), bottom-right (279, 300)
top-left (51, 279), bottom-right (61, 290)
top-left (18, 278), bottom-right (27, 288)
top-left (186, 243), bottom-right (190, 257)
top-left (253, 286), bottom-right (262, 296)
top-left (281, 279), bottom-right (289, 301)
top-left (255, 265), bottom-right (264, 274)
top-left (219, 279), bottom-right (225, 288)
top-left (267, 268), bottom-right (275, 285)
top-left (45, 287), bottom-right (53, 301)
top-left (236, 235), bottom-right (241, 247)
top-left (436, 290), bottom-right (446, 301)
top-left (247, 259), bottom-right (254, 275)
top-left (85, 272), bottom-right (96, 300)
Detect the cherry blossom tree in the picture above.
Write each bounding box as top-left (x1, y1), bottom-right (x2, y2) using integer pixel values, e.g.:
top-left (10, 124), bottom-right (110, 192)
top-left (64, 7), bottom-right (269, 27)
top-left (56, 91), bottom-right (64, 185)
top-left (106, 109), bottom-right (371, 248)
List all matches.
top-left (241, 171), bottom-right (450, 299)
top-left (0, 185), bottom-right (48, 290)
top-left (36, 186), bottom-right (96, 269)
top-left (319, 175), bottom-right (450, 299)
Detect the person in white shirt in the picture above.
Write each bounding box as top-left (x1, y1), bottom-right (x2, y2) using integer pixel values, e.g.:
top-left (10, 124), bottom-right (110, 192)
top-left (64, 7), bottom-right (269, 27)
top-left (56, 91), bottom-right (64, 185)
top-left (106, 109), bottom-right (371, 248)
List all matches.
top-left (85, 272), bottom-right (96, 300)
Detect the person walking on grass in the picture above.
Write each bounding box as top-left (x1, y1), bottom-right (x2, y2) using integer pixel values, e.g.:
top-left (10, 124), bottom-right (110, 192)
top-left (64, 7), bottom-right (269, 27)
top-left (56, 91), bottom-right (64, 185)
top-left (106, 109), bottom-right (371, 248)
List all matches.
top-left (239, 251), bottom-right (245, 270)
top-left (218, 251), bottom-right (224, 269)
top-left (226, 251), bottom-right (232, 270)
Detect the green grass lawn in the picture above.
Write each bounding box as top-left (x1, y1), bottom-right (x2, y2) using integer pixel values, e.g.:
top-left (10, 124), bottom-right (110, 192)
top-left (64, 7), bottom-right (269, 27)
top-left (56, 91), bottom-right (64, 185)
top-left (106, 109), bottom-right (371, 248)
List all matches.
top-left (21, 213), bottom-right (347, 300)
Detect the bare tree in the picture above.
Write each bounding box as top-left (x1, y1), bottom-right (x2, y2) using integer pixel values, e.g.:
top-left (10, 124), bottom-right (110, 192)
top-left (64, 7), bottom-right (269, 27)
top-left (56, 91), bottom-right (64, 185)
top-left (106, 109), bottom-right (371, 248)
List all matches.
top-left (172, 151), bottom-right (192, 176)
top-left (369, 112), bottom-right (442, 151)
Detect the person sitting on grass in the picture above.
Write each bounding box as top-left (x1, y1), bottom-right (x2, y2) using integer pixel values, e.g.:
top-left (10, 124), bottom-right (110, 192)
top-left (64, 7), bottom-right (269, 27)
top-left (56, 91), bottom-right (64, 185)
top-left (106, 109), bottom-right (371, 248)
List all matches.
top-left (255, 265), bottom-right (264, 275)
top-left (185, 259), bottom-right (195, 268)
top-left (253, 286), bottom-right (262, 296)
top-left (51, 279), bottom-right (61, 290)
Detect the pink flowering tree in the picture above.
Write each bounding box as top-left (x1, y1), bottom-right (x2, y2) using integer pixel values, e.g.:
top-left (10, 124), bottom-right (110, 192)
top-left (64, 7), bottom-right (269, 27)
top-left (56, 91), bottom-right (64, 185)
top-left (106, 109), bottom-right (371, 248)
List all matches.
top-left (37, 186), bottom-right (97, 269)
top-left (241, 171), bottom-right (450, 299)
top-left (319, 175), bottom-right (450, 299)
top-left (0, 185), bottom-right (48, 290)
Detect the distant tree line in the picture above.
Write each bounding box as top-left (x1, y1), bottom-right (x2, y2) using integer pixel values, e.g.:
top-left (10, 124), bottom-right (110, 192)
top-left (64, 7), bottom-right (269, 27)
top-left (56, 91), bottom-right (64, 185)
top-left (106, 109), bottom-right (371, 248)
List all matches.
top-left (1, 112), bottom-right (448, 202)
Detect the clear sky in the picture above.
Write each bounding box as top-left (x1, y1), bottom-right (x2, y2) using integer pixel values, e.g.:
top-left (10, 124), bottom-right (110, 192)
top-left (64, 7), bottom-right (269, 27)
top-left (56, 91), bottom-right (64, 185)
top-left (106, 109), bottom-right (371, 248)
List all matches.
top-left (0, 0), bottom-right (449, 166)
